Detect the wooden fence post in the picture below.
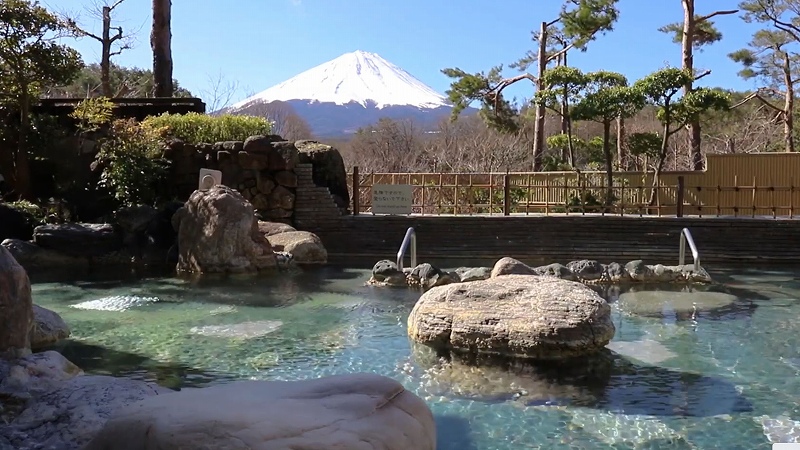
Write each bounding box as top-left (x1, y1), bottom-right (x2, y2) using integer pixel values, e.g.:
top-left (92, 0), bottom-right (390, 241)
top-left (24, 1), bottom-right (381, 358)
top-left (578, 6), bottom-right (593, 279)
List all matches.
top-left (676, 175), bottom-right (685, 218)
top-left (352, 166), bottom-right (360, 216)
top-left (503, 172), bottom-right (511, 216)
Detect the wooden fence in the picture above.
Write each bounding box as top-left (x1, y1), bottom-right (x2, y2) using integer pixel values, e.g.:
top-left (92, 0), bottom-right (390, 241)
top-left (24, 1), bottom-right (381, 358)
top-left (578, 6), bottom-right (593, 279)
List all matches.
top-left (348, 156), bottom-right (800, 218)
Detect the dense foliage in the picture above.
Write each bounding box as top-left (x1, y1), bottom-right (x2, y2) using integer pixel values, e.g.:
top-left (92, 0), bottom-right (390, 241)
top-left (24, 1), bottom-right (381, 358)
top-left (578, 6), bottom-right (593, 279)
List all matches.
top-left (142, 112), bottom-right (271, 145)
top-left (45, 63), bottom-right (193, 98)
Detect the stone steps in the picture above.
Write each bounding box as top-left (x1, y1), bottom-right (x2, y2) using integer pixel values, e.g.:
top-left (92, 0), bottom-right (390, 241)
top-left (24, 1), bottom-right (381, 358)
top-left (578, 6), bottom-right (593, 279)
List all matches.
top-left (293, 164), bottom-right (345, 229)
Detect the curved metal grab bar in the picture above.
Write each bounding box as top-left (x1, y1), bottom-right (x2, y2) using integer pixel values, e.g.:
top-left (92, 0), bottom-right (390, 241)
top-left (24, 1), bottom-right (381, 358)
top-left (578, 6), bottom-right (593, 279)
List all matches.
top-left (679, 227), bottom-right (700, 272)
top-left (396, 227), bottom-right (417, 272)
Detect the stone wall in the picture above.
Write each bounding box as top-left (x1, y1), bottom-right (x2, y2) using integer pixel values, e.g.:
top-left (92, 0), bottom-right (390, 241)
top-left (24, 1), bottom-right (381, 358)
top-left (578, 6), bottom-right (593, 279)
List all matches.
top-left (300, 214), bottom-right (800, 266)
top-left (163, 135), bottom-right (348, 226)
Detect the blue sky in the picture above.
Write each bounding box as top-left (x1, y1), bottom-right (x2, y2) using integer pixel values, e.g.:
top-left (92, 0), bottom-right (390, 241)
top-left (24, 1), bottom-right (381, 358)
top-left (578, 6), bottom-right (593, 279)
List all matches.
top-left (47, 0), bottom-right (762, 105)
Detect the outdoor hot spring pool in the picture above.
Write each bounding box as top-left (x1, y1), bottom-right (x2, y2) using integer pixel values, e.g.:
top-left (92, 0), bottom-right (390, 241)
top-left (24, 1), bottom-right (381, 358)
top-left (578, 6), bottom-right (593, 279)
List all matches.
top-left (32, 265), bottom-right (800, 449)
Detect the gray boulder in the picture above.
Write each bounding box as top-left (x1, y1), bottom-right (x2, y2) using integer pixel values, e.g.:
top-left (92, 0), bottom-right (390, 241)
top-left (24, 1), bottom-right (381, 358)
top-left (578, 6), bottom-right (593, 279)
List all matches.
top-left (370, 259), bottom-right (406, 286)
top-left (407, 275), bottom-right (615, 360)
top-left (0, 246), bottom-right (32, 357)
top-left (172, 185), bottom-right (277, 273)
top-left (30, 305), bottom-right (70, 350)
top-left (32, 223), bottom-right (122, 258)
top-left (490, 257), bottom-right (537, 277)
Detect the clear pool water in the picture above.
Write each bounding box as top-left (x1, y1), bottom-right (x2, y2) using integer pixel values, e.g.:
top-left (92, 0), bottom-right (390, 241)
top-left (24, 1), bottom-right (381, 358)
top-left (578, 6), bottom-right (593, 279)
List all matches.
top-left (32, 266), bottom-right (800, 449)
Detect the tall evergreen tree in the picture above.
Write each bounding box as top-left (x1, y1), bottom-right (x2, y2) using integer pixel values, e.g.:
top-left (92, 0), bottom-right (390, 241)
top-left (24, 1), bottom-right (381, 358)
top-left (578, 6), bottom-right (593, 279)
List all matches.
top-left (659, 1), bottom-right (738, 170)
top-left (442, 0), bottom-right (619, 171)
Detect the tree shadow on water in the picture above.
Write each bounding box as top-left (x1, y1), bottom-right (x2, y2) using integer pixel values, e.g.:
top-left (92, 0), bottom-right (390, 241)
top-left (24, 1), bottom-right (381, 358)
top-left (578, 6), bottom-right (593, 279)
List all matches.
top-left (411, 346), bottom-right (753, 418)
top-left (434, 414), bottom-right (478, 450)
top-left (48, 340), bottom-right (233, 390)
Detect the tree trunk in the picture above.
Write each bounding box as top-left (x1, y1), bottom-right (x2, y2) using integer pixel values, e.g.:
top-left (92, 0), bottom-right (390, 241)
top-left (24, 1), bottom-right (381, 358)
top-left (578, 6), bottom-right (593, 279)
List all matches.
top-left (151, 0), bottom-right (173, 97)
top-left (681, 0), bottom-right (704, 170)
top-left (616, 115), bottom-right (626, 170)
top-left (649, 120), bottom-right (672, 207)
top-left (101, 6), bottom-right (112, 97)
top-left (782, 51), bottom-right (795, 153)
top-left (602, 121), bottom-right (614, 205)
top-left (14, 87), bottom-right (32, 200)
top-left (532, 20), bottom-right (547, 171)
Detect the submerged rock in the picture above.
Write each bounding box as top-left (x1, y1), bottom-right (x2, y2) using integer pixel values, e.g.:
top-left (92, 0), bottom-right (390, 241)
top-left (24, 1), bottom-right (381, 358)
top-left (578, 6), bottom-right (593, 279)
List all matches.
top-left (407, 275), bottom-right (615, 360)
top-left (615, 290), bottom-right (738, 317)
top-left (189, 320), bottom-right (283, 339)
top-left (30, 305), bottom-right (70, 349)
top-left (172, 185), bottom-right (277, 273)
top-left (84, 373), bottom-right (436, 450)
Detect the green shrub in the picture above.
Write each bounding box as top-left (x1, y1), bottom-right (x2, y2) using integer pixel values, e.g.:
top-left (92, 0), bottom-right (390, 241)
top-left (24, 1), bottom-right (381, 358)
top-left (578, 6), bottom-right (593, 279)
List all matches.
top-left (96, 118), bottom-right (170, 207)
top-left (142, 112), bottom-right (271, 144)
top-left (70, 97), bottom-right (114, 133)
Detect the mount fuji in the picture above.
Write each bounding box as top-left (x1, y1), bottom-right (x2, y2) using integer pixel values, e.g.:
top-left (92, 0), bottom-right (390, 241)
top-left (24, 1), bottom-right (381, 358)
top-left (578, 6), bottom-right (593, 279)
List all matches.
top-left (227, 50), bottom-right (467, 137)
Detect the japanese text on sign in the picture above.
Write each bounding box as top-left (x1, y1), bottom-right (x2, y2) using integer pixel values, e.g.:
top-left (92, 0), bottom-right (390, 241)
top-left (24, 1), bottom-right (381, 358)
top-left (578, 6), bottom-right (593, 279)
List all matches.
top-left (372, 184), bottom-right (413, 215)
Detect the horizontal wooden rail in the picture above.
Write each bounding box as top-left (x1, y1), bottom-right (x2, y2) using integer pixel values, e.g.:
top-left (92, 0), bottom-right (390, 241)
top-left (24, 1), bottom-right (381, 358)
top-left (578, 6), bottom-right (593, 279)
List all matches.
top-left (347, 168), bottom-right (800, 219)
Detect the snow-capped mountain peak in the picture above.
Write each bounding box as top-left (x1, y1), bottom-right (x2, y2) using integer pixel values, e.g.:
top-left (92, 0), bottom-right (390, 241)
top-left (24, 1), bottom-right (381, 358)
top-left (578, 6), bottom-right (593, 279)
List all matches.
top-left (231, 50), bottom-right (450, 110)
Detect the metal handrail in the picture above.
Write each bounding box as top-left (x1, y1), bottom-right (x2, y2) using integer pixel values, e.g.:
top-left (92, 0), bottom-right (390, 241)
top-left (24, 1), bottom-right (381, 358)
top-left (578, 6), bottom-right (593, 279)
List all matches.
top-left (679, 227), bottom-right (700, 272)
top-left (396, 227), bottom-right (417, 272)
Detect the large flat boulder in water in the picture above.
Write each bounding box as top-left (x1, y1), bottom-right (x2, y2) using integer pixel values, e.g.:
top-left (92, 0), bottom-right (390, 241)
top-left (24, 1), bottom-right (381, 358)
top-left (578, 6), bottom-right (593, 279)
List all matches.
top-left (84, 373), bottom-right (436, 450)
top-left (408, 274), bottom-right (615, 360)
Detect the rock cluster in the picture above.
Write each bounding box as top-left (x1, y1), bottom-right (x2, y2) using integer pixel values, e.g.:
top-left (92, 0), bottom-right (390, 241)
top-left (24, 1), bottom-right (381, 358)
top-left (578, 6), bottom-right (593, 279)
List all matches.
top-left (370, 256), bottom-right (712, 291)
top-left (1, 202), bottom-right (181, 271)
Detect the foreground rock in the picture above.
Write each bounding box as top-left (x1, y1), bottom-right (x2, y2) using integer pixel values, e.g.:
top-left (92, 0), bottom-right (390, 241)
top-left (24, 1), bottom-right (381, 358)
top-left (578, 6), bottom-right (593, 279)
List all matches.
top-left (2, 374), bottom-right (169, 450)
top-left (85, 373), bottom-right (436, 450)
top-left (172, 185), bottom-right (277, 273)
top-left (0, 246), bottom-right (32, 357)
top-left (267, 230), bottom-right (327, 264)
top-left (30, 305), bottom-right (70, 349)
top-left (408, 275), bottom-right (615, 360)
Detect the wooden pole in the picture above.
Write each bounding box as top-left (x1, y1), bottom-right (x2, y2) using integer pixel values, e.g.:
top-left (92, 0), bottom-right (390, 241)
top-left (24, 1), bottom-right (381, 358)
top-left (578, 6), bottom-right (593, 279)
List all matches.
top-left (503, 170), bottom-right (510, 216)
top-left (676, 176), bottom-right (685, 218)
top-left (352, 166), bottom-right (359, 216)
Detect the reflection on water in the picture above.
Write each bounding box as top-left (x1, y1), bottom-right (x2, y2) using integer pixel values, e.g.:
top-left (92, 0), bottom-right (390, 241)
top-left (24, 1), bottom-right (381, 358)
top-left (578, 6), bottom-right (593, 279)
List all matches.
top-left (33, 265), bottom-right (800, 449)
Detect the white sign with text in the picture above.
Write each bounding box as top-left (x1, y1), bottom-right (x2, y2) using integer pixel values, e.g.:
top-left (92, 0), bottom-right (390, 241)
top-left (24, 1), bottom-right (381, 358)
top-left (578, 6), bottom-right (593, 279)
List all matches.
top-left (372, 184), bottom-right (413, 215)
